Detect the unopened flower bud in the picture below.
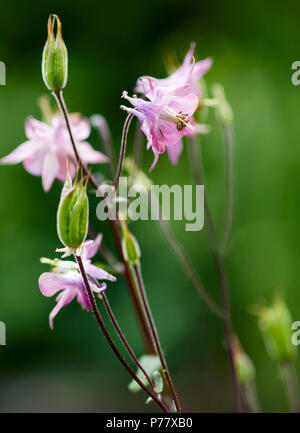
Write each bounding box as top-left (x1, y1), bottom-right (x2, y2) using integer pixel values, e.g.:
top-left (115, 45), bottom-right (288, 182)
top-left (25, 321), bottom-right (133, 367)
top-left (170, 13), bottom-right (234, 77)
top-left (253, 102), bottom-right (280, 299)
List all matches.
top-left (211, 83), bottom-right (233, 126)
top-left (120, 220), bottom-right (141, 265)
top-left (233, 337), bottom-right (255, 385)
top-left (57, 171), bottom-right (89, 252)
top-left (255, 295), bottom-right (295, 362)
top-left (42, 14), bottom-right (68, 92)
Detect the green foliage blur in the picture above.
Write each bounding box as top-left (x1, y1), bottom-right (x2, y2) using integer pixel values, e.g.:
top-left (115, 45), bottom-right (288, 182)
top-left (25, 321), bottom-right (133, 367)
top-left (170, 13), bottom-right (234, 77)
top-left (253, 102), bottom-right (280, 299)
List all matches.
top-left (0, 0), bottom-right (300, 412)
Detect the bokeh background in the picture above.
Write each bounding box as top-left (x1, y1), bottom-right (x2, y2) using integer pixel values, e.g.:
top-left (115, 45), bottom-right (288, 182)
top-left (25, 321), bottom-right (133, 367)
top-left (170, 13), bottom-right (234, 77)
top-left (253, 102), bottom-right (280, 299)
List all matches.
top-left (0, 0), bottom-right (299, 412)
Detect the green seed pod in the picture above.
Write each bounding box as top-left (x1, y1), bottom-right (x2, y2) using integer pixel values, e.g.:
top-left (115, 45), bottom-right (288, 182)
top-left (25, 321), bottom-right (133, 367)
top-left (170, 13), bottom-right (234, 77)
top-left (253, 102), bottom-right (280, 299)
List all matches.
top-left (57, 174), bottom-right (89, 250)
top-left (233, 337), bottom-right (256, 385)
top-left (120, 220), bottom-right (141, 265)
top-left (42, 14), bottom-right (68, 92)
top-left (122, 232), bottom-right (141, 266)
top-left (256, 295), bottom-right (295, 363)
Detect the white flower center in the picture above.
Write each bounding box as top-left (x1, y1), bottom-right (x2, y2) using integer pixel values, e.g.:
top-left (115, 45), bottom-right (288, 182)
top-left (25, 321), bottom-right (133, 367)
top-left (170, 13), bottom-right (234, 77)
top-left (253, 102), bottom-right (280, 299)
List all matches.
top-left (159, 106), bottom-right (193, 132)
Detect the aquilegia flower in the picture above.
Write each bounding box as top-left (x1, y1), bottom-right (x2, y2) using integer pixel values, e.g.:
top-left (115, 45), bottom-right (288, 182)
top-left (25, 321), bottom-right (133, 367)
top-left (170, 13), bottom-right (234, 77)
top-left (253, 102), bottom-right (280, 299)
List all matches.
top-left (39, 234), bottom-right (116, 329)
top-left (121, 43), bottom-right (211, 169)
top-left (121, 90), bottom-right (207, 170)
top-left (0, 113), bottom-right (108, 191)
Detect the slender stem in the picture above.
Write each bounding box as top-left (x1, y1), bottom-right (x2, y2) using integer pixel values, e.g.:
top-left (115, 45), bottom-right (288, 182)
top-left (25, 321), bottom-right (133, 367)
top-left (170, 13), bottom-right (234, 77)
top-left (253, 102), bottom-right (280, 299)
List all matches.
top-left (220, 124), bottom-right (235, 255)
top-left (242, 383), bottom-right (261, 413)
top-left (114, 113), bottom-right (134, 190)
top-left (188, 136), bottom-right (243, 413)
top-left (280, 361), bottom-right (300, 412)
top-left (75, 255), bottom-right (169, 413)
top-left (108, 219), bottom-right (156, 355)
top-left (134, 119), bottom-right (143, 170)
top-left (101, 291), bottom-right (156, 393)
top-left (149, 193), bottom-right (223, 318)
top-left (133, 264), bottom-right (183, 413)
top-left (53, 90), bottom-right (98, 190)
top-left (90, 114), bottom-right (116, 179)
top-left (53, 91), bottom-right (156, 356)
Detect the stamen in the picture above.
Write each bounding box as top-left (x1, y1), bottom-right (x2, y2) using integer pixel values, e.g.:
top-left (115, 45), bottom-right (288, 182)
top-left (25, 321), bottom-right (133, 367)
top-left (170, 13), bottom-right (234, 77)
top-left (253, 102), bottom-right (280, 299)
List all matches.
top-left (160, 106), bottom-right (193, 132)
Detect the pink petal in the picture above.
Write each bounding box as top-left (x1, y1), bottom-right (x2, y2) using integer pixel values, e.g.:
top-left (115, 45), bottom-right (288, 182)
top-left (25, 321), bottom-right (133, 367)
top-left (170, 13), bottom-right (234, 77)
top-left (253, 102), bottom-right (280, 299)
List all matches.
top-left (167, 140), bottom-right (183, 165)
top-left (39, 272), bottom-right (80, 297)
top-left (84, 234), bottom-right (103, 260)
top-left (49, 289), bottom-right (77, 329)
top-left (77, 142), bottom-right (109, 164)
top-left (42, 150), bottom-right (60, 192)
top-left (23, 149), bottom-right (45, 176)
top-left (169, 94), bottom-right (199, 116)
top-left (85, 262), bottom-right (116, 282)
top-left (25, 117), bottom-right (51, 139)
top-left (0, 141), bottom-right (41, 165)
top-left (70, 115), bottom-right (91, 140)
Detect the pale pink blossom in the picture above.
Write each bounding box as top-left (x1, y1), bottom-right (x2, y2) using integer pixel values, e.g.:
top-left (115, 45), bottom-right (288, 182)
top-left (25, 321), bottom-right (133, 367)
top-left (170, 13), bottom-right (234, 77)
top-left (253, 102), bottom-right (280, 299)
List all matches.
top-left (0, 114), bottom-right (109, 191)
top-left (121, 90), bottom-right (203, 170)
top-left (132, 43), bottom-right (211, 166)
top-left (39, 234), bottom-right (116, 329)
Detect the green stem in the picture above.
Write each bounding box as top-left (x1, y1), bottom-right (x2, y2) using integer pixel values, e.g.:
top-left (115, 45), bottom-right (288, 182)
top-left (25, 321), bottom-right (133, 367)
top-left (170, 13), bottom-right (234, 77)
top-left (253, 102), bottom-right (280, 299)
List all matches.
top-left (149, 193), bottom-right (223, 318)
top-left (114, 113), bottom-right (134, 190)
top-left (188, 136), bottom-right (243, 413)
top-left (133, 263), bottom-right (183, 413)
top-left (242, 382), bottom-right (261, 413)
top-left (280, 361), bottom-right (300, 412)
top-left (220, 124), bottom-right (235, 255)
top-left (75, 255), bottom-right (169, 413)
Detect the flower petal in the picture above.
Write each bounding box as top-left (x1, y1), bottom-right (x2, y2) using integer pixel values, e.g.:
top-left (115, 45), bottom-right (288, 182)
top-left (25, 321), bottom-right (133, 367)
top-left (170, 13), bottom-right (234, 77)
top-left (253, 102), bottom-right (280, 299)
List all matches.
top-left (77, 142), bottom-right (109, 164)
top-left (83, 234), bottom-right (103, 260)
top-left (25, 117), bottom-right (51, 139)
top-left (85, 262), bottom-right (116, 282)
top-left (0, 141), bottom-right (41, 165)
top-left (49, 289), bottom-right (77, 329)
top-left (167, 140), bottom-right (183, 165)
top-left (42, 150), bottom-right (60, 192)
top-left (39, 271), bottom-right (80, 297)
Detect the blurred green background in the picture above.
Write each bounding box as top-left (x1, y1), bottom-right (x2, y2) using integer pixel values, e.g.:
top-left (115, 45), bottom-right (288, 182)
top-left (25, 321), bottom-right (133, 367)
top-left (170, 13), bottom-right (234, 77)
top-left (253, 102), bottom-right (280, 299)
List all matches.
top-left (0, 0), bottom-right (300, 412)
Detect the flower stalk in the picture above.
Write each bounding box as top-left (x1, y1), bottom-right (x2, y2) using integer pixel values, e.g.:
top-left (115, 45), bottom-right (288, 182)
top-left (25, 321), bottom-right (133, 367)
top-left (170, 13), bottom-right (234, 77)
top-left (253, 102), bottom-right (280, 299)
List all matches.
top-left (133, 263), bottom-right (183, 413)
top-left (188, 135), bottom-right (243, 413)
top-left (75, 254), bottom-right (169, 413)
top-left (280, 362), bottom-right (300, 412)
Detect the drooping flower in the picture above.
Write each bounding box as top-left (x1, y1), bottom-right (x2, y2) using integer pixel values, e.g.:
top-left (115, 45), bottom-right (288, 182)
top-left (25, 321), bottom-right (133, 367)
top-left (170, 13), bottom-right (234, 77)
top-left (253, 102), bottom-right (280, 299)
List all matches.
top-left (122, 43), bottom-right (211, 169)
top-left (121, 90), bottom-right (207, 170)
top-left (39, 234), bottom-right (116, 329)
top-left (0, 114), bottom-right (109, 191)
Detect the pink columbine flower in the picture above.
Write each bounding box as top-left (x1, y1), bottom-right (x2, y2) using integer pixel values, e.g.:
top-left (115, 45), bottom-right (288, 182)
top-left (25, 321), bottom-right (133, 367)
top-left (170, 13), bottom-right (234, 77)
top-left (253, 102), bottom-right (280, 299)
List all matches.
top-left (0, 114), bottom-right (109, 191)
top-left (121, 90), bottom-right (208, 170)
top-left (39, 234), bottom-right (116, 329)
top-left (122, 44), bottom-right (211, 169)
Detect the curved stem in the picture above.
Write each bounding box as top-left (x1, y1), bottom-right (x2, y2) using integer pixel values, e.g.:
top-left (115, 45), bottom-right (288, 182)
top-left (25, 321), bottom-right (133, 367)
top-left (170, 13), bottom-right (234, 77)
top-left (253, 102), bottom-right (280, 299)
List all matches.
top-left (188, 136), bottom-right (243, 413)
top-left (133, 264), bottom-right (183, 413)
top-left (242, 383), bottom-right (261, 413)
top-left (280, 361), bottom-right (300, 412)
top-left (114, 113), bottom-right (134, 190)
top-left (220, 124), bottom-right (235, 255)
top-left (53, 90), bottom-right (98, 190)
top-left (75, 255), bottom-right (169, 413)
top-left (108, 219), bottom-right (156, 355)
top-left (150, 193), bottom-right (223, 318)
top-left (101, 291), bottom-right (156, 393)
